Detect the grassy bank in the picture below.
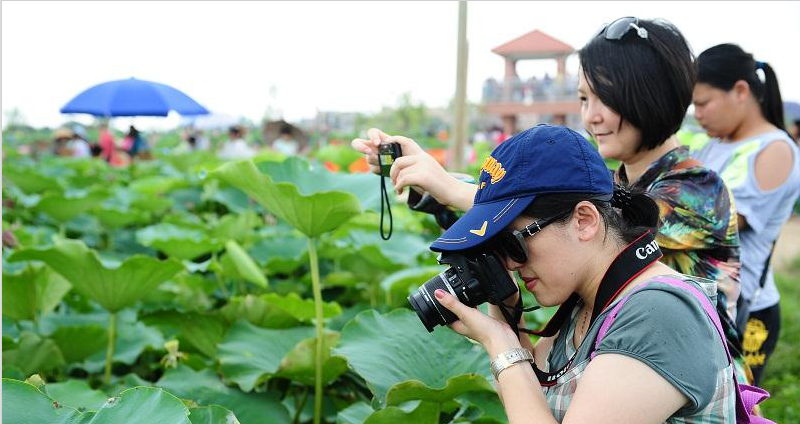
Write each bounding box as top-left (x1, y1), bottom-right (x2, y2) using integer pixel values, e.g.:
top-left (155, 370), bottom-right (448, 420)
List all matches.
top-left (760, 255), bottom-right (800, 422)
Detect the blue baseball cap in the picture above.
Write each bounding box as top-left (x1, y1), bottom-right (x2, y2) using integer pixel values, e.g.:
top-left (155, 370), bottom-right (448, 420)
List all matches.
top-left (430, 124), bottom-right (613, 252)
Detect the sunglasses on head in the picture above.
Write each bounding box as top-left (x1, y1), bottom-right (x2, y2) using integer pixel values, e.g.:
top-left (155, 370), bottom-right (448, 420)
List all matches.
top-left (489, 210), bottom-right (572, 264)
top-left (594, 16), bottom-right (648, 40)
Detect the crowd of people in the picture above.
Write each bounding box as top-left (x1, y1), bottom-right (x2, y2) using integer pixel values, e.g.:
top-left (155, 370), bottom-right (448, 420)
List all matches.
top-left (32, 119), bottom-right (310, 165)
top-left (483, 73), bottom-right (580, 104)
top-left (354, 16), bottom-right (797, 424)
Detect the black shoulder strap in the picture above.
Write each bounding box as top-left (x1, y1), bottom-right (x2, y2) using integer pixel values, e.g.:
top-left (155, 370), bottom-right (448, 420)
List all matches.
top-left (758, 241), bottom-right (777, 289)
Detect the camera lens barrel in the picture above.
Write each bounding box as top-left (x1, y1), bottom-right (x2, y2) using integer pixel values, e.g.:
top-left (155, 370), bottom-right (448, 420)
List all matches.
top-left (408, 269), bottom-right (460, 332)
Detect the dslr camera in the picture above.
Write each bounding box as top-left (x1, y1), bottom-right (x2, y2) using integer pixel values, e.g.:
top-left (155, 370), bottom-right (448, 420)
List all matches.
top-left (408, 249), bottom-right (518, 332)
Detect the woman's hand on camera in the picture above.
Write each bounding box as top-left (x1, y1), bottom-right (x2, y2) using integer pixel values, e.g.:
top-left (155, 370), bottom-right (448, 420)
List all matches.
top-left (351, 128), bottom-right (391, 175)
top-left (352, 128), bottom-right (477, 210)
top-left (434, 289), bottom-right (521, 356)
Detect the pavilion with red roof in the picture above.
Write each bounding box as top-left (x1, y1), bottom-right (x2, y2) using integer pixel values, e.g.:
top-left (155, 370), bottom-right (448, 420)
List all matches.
top-left (484, 30), bottom-right (580, 134)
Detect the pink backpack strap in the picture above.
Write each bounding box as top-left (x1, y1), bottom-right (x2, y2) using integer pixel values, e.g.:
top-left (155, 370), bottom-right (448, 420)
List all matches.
top-left (590, 276), bottom-right (773, 424)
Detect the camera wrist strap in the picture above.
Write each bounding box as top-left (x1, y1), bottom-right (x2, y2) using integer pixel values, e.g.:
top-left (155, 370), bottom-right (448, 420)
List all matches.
top-left (497, 230), bottom-right (662, 386)
top-left (379, 176), bottom-right (393, 240)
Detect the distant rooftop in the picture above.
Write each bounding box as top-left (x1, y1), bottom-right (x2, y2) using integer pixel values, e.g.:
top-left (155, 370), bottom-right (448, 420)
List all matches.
top-left (491, 29), bottom-right (574, 60)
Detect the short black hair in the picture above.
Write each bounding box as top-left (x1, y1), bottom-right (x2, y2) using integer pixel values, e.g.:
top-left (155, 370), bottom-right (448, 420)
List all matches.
top-left (579, 18), bottom-right (696, 152)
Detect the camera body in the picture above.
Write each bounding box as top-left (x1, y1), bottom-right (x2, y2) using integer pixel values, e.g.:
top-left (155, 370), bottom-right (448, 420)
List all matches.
top-left (378, 142), bottom-right (402, 177)
top-left (408, 250), bottom-right (518, 332)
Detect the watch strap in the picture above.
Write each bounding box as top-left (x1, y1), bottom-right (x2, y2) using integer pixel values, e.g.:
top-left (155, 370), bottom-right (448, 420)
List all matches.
top-left (490, 347), bottom-right (533, 380)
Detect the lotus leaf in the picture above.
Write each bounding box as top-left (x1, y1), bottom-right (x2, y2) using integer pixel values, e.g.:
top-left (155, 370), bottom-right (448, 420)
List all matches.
top-left (380, 266), bottom-right (443, 306)
top-left (220, 240), bottom-right (268, 287)
top-left (81, 320), bottom-right (164, 373)
top-left (217, 321), bottom-right (315, 391)
top-left (210, 160), bottom-right (361, 237)
top-left (261, 292), bottom-right (342, 323)
top-left (334, 309), bottom-right (493, 406)
top-left (50, 325), bottom-right (108, 363)
top-left (314, 144), bottom-right (363, 171)
top-left (129, 175), bottom-right (187, 196)
top-left (276, 331), bottom-right (348, 386)
top-left (142, 311), bottom-right (227, 358)
top-left (3, 332), bottom-right (66, 376)
top-left (2, 265), bottom-right (71, 321)
top-left (188, 405), bottom-right (241, 424)
top-left (211, 211), bottom-right (260, 243)
top-left (2, 163), bottom-right (64, 194)
top-left (84, 386), bottom-right (191, 424)
top-left (456, 391), bottom-right (508, 423)
top-left (93, 206), bottom-right (150, 229)
top-left (219, 295), bottom-right (300, 329)
top-left (32, 189), bottom-right (109, 223)
top-left (45, 379), bottom-right (109, 411)
top-left (248, 236), bottom-right (307, 275)
top-left (157, 365), bottom-right (291, 424)
top-left (335, 400), bottom-right (441, 424)
top-left (257, 157), bottom-right (381, 212)
top-left (9, 238), bottom-right (184, 312)
top-left (336, 401), bottom-right (374, 424)
top-left (136, 223), bottom-right (222, 260)
top-left (2, 378), bottom-right (84, 424)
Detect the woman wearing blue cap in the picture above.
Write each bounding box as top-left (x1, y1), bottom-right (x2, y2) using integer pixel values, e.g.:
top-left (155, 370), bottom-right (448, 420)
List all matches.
top-left (356, 124), bottom-right (755, 422)
top-left (692, 44), bottom-right (800, 386)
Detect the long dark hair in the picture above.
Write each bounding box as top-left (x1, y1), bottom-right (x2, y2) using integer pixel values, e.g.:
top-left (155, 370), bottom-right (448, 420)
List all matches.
top-left (697, 43), bottom-right (786, 133)
top-left (579, 18), bottom-right (696, 152)
top-left (522, 190), bottom-right (660, 244)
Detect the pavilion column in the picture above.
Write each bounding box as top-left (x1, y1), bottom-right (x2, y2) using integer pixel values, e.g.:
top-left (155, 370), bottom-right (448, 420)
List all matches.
top-left (556, 56), bottom-right (567, 78)
top-left (502, 114), bottom-right (517, 136)
top-left (503, 58), bottom-right (517, 102)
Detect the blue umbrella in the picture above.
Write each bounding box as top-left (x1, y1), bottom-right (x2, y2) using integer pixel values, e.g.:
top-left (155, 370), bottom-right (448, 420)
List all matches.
top-left (60, 77), bottom-right (209, 117)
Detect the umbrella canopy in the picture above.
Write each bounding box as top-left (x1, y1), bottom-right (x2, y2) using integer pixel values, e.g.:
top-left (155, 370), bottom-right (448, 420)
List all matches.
top-left (262, 119), bottom-right (308, 146)
top-left (60, 77), bottom-right (209, 117)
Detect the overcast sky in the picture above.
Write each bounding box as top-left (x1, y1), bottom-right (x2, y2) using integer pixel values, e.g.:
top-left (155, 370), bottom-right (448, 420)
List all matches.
top-left (3, 1), bottom-right (799, 130)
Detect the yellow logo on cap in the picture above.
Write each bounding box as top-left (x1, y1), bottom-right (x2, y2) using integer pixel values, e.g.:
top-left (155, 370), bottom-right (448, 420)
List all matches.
top-left (469, 221), bottom-right (488, 236)
top-left (481, 156), bottom-right (506, 184)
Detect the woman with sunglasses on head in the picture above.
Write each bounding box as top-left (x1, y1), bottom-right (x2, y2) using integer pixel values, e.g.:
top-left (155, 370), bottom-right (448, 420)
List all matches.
top-left (691, 44), bottom-right (800, 386)
top-left (360, 124), bottom-right (747, 423)
top-left (355, 17), bottom-right (743, 343)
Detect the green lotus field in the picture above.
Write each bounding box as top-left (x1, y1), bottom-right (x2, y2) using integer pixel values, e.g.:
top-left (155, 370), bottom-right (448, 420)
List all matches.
top-left (1, 143), bottom-right (559, 424)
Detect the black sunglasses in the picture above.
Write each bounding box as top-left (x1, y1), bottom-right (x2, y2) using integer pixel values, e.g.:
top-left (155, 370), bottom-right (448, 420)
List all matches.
top-left (594, 16), bottom-right (648, 40)
top-left (490, 210), bottom-right (571, 264)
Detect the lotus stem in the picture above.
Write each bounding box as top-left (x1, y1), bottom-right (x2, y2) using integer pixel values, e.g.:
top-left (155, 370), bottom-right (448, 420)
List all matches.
top-left (104, 312), bottom-right (116, 385)
top-left (307, 237), bottom-right (324, 424)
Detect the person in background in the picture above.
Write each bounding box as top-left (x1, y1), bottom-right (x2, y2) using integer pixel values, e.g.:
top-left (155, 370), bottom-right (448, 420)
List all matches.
top-left (52, 128), bottom-right (74, 156)
top-left (692, 43), bottom-right (800, 385)
top-left (124, 125), bottom-right (149, 158)
top-left (68, 125), bottom-right (91, 158)
top-left (271, 123), bottom-right (300, 155)
top-left (97, 121), bottom-right (119, 163)
top-left (218, 125), bottom-right (255, 160)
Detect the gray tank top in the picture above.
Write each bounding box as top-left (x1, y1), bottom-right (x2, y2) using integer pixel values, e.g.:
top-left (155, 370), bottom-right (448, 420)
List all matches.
top-left (692, 130), bottom-right (800, 311)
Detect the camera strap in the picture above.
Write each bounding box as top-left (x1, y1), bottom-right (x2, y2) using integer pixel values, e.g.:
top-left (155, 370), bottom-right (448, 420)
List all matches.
top-left (498, 230), bottom-right (662, 386)
top-left (379, 176), bottom-right (393, 240)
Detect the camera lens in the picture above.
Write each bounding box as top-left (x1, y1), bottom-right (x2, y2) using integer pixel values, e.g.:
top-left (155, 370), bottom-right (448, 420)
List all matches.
top-left (408, 268), bottom-right (460, 332)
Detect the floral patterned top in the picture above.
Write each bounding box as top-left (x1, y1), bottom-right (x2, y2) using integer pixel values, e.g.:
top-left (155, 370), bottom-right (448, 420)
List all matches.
top-left (616, 146), bottom-right (741, 317)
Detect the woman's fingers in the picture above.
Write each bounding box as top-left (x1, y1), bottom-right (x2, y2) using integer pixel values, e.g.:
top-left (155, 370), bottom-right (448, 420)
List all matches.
top-left (351, 138), bottom-right (376, 155)
top-left (435, 289), bottom-right (472, 321)
top-left (386, 135), bottom-right (424, 155)
top-left (367, 128), bottom-right (390, 147)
